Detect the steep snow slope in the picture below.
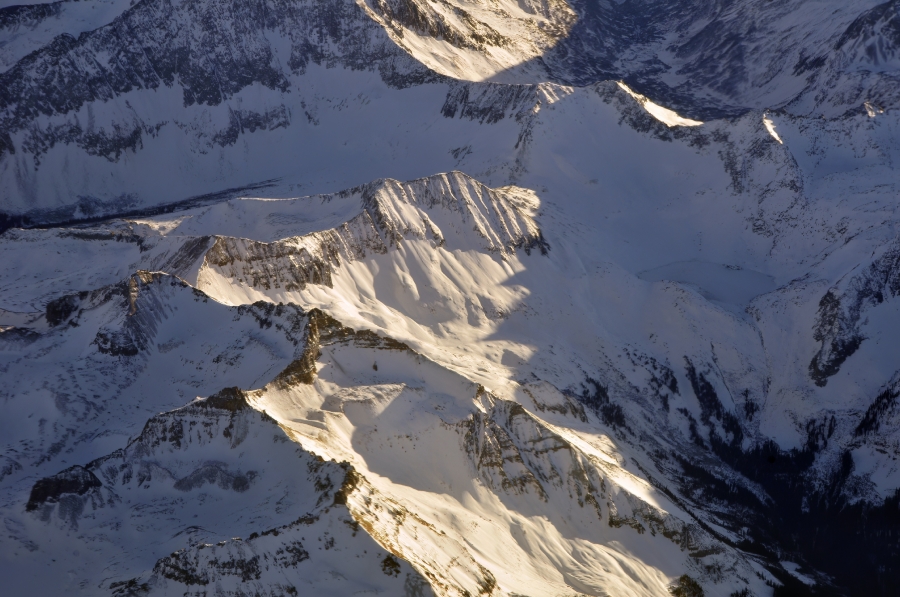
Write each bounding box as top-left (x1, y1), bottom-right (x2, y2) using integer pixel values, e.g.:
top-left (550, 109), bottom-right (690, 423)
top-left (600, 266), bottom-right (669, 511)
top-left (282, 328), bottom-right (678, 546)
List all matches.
top-left (540, 0), bottom-right (896, 117)
top-left (0, 270), bottom-right (773, 596)
top-left (7, 71), bottom-right (894, 277)
top-left (0, 271), bottom-right (312, 481)
top-left (126, 169), bottom-right (849, 485)
top-left (0, 268), bottom-right (430, 595)
top-left (248, 313), bottom-right (772, 597)
top-left (357, 0), bottom-right (576, 81)
top-left (14, 387), bottom-right (431, 596)
top-left (0, 0), bottom-right (134, 72)
top-left (367, 0), bottom-right (900, 118)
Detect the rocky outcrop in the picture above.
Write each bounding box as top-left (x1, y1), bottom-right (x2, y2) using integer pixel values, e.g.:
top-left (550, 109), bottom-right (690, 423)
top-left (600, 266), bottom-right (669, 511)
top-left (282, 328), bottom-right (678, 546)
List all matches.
top-left (0, 0), bottom-right (439, 210)
top-left (464, 399), bottom-right (605, 509)
top-left (463, 397), bottom-right (700, 543)
top-left (25, 387), bottom-right (277, 525)
top-left (358, 172), bottom-right (549, 255)
top-left (26, 464), bottom-right (103, 513)
top-left (200, 209), bottom-right (386, 292)
top-left (810, 240), bottom-right (900, 386)
top-left (367, 0), bottom-right (511, 51)
top-left (0, 0), bottom-right (428, 132)
top-left (0, 268), bottom-right (314, 482)
top-left (0, 2), bottom-right (64, 32)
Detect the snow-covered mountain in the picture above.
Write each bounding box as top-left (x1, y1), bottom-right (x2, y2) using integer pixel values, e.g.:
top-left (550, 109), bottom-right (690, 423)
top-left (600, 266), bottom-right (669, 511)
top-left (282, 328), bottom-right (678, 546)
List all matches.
top-left (2, 1), bottom-right (900, 596)
top-left (1, 0), bottom-right (899, 225)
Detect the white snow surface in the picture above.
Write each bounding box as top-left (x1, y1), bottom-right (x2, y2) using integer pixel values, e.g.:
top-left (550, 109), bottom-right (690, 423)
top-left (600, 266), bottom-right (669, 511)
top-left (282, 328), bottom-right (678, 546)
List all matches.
top-left (762, 112), bottom-right (784, 144)
top-left (356, 0), bottom-right (577, 82)
top-left (616, 82), bottom-right (704, 127)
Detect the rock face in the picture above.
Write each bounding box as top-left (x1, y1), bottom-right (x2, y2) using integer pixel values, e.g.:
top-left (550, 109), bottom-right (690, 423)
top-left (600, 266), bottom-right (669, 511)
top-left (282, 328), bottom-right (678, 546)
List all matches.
top-left (809, 239), bottom-right (900, 386)
top-left (0, 0), bottom-right (424, 130)
top-left (3, 1), bottom-right (900, 596)
top-left (0, 0), bottom-right (436, 219)
top-left (26, 465), bottom-right (103, 513)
